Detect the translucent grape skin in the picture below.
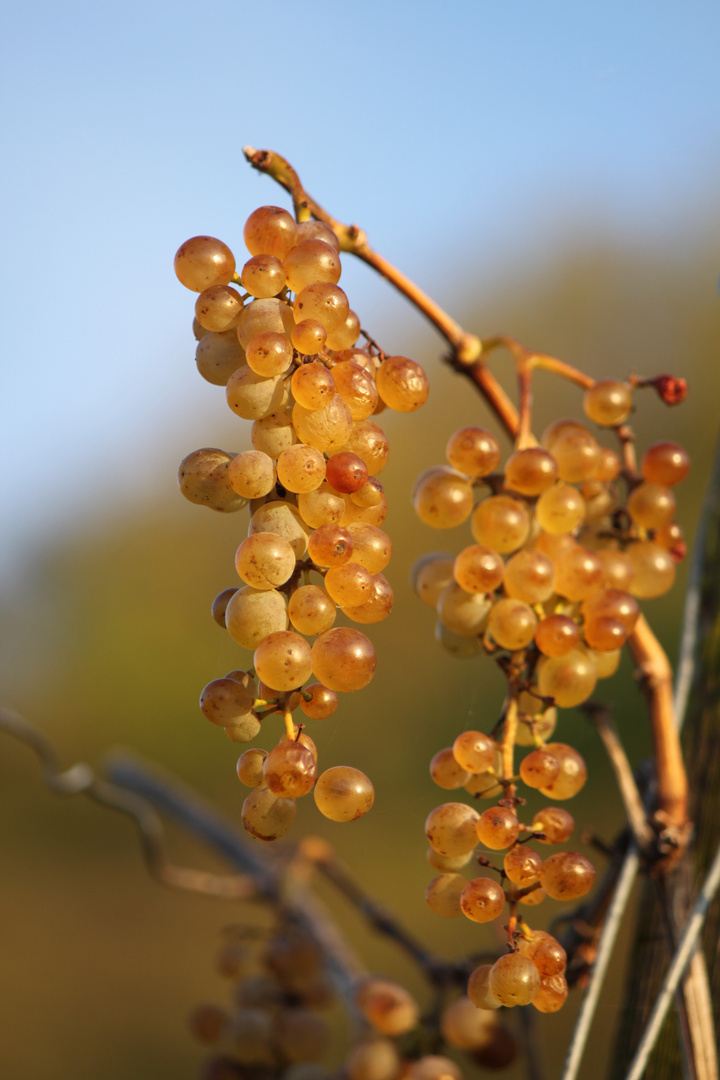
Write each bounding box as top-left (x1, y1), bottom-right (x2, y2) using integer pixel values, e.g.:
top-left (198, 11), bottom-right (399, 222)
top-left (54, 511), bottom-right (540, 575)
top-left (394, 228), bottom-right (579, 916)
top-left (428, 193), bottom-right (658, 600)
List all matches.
top-left (314, 767), bottom-right (374, 821)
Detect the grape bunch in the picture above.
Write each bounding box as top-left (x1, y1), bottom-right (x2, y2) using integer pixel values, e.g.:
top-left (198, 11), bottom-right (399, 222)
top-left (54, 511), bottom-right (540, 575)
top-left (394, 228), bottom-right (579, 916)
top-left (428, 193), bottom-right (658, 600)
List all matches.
top-left (190, 920), bottom-right (518, 1079)
top-left (174, 206), bottom-right (429, 841)
top-left (413, 381), bottom-right (688, 1012)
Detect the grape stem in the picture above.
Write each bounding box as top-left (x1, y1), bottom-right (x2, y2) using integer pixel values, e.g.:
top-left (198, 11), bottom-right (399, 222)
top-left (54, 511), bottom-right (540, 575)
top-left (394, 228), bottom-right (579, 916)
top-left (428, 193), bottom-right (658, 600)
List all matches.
top-left (628, 615), bottom-right (690, 845)
top-left (242, 146), bottom-right (520, 438)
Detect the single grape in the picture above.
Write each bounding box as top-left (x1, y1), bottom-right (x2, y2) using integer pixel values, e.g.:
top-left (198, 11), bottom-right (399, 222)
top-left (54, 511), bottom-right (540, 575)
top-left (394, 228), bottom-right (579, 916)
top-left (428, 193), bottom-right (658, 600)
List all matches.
top-left (467, 964), bottom-right (502, 1010)
top-left (476, 806), bottom-right (519, 850)
top-left (583, 379), bottom-right (633, 425)
top-left (299, 683), bottom-right (338, 720)
top-left (425, 802), bottom-right (480, 856)
top-left (254, 630), bottom-right (313, 692)
top-left (243, 205), bottom-right (298, 260)
top-left (241, 786), bottom-right (296, 841)
top-left (375, 356), bottom-right (429, 411)
top-left (314, 767), bottom-right (375, 822)
top-left (535, 614), bottom-right (580, 657)
top-left (504, 447), bottom-right (558, 495)
top-left (175, 236), bottom-right (236, 291)
top-left (489, 953), bottom-right (540, 1007)
top-left (263, 740), bottom-right (317, 798)
top-left (430, 748), bottom-right (472, 790)
top-left (538, 743), bottom-right (587, 800)
top-left (532, 806), bottom-right (575, 844)
top-left (641, 441), bottom-right (690, 486)
top-left (471, 495), bottom-right (530, 553)
top-left (537, 649), bottom-right (597, 708)
top-left (452, 730), bottom-right (496, 773)
top-left (426, 873), bottom-right (466, 918)
top-left (355, 977), bottom-right (419, 1036)
top-left (540, 851), bottom-right (595, 900)
top-left (503, 845), bottom-right (543, 885)
top-left (460, 876), bottom-right (505, 923)
top-left (519, 749), bottom-right (560, 789)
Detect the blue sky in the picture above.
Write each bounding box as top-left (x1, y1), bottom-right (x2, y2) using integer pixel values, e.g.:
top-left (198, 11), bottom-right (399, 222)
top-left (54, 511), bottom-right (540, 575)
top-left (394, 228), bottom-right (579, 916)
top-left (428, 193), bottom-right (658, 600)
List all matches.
top-left (1, 1), bottom-right (719, 581)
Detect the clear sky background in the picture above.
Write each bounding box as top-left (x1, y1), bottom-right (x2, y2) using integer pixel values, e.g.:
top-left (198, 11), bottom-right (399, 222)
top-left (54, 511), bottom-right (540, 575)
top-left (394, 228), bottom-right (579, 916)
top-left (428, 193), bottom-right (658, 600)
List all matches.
top-left (1, 0), bottom-right (719, 584)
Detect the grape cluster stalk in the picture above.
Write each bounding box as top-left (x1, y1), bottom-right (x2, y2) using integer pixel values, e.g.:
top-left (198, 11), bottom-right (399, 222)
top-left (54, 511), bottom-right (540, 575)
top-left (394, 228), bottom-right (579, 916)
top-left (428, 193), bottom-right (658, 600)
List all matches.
top-left (175, 207), bottom-right (430, 842)
top-left (414, 380), bottom-right (689, 1014)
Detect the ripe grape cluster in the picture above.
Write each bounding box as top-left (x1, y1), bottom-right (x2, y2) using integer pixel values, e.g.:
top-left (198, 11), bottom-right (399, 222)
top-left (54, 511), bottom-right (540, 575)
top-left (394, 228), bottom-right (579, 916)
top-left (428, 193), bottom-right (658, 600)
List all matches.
top-left (413, 384), bottom-right (688, 1012)
top-left (190, 919), bottom-right (518, 1080)
top-left (174, 206), bottom-right (429, 840)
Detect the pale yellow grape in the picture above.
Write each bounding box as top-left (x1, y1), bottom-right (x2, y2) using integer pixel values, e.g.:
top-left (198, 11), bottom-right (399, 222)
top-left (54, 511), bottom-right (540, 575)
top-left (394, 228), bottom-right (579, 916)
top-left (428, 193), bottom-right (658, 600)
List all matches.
top-left (426, 847), bottom-right (474, 872)
top-left (293, 282), bottom-right (349, 333)
top-left (425, 873), bottom-right (466, 917)
top-left (299, 683), bottom-right (338, 720)
top-left (551, 429), bottom-right (602, 483)
top-left (539, 743), bottom-right (587, 800)
top-left (262, 740), bottom-right (317, 797)
top-left (340, 492), bottom-right (388, 528)
top-left (503, 549), bottom-right (555, 603)
top-left (535, 483), bottom-right (586, 535)
top-left (277, 443), bottom-right (326, 493)
top-left (225, 586), bottom-right (288, 649)
top-left (487, 597), bottom-right (537, 650)
top-left (251, 409), bottom-right (296, 459)
top-left (406, 1055), bottom-right (462, 1080)
top-left (532, 806), bottom-right (574, 844)
top-left (537, 649), bottom-right (597, 708)
top-left (413, 467), bottom-right (474, 529)
top-left (284, 239), bottom-right (342, 292)
top-left (245, 331), bottom-right (294, 377)
top-left (226, 366), bottom-right (287, 420)
top-left (325, 562), bottom-right (374, 607)
top-left (288, 585), bottom-right (336, 635)
top-left (453, 544), bottom-right (504, 594)
top-left (249, 500), bottom-right (309, 558)
top-left (597, 548), bottom-right (635, 589)
top-left (195, 329), bottom-right (246, 386)
top-left (227, 450), bottom-right (276, 499)
top-left (627, 541), bottom-right (676, 598)
top-left (583, 379), bottom-right (633, 425)
top-left (430, 748), bottom-right (472, 790)
top-left (325, 310), bottom-right (361, 351)
top-left (293, 396), bottom-right (354, 453)
top-left (437, 581), bottom-right (492, 636)
top-left (411, 553), bottom-right (456, 606)
top-left (584, 615), bottom-right (626, 651)
top-left (376, 355), bottom-right (429, 411)
top-left (350, 476), bottom-right (384, 508)
top-left (242, 786), bottom-right (296, 841)
top-left (467, 965), bottom-right (501, 1010)
top-left (554, 544), bottom-right (603, 601)
top-left (241, 253), bottom-right (286, 298)
top-left (295, 219), bottom-right (340, 250)
top-left (174, 235), bottom-right (236, 291)
top-left (243, 205), bottom-right (298, 260)
top-left (307, 523), bottom-right (354, 567)
top-left (453, 730), bottom-right (495, 773)
top-left (594, 446), bottom-right (622, 481)
top-left (476, 806), bottom-right (519, 850)
top-left (345, 523), bottom-right (391, 573)
top-left (641, 441), bottom-right (690, 486)
top-left (332, 360), bottom-right (378, 421)
top-left (342, 573), bottom-right (394, 625)
top-left (291, 319), bottom-right (327, 355)
top-left (235, 532), bottom-right (296, 590)
top-left (445, 426), bottom-right (501, 477)
top-left (534, 614), bottom-right (580, 657)
top-left (297, 482), bottom-right (346, 528)
top-left (311, 627), bottom-right (376, 692)
top-left (237, 297), bottom-right (295, 349)
top-left (339, 419), bottom-right (390, 474)
top-left (591, 646), bottom-right (621, 678)
top-left (236, 748), bottom-right (268, 787)
top-left (460, 877), bottom-right (505, 923)
top-left (504, 447), bottom-right (558, 495)
top-left (540, 851), bottom-right (595, 900)
top-left (178, 448), bottom-right (246, 512)
top-left (435, 622), bottom-right (484, 657)
top-left (314, 766), bottom-right (374, 822)
top-left (627, 482), bottom-right (676, 530)
top-left (223, 714), bottom-right (262, 744)
top-left (199, 677), bottom-right (255, 726)
top-left (355, 977), bottom-right (418, 1036)
top-left (489, 954), bottom-right (540, 1007)
top-left (425, 802), bottom-right (480, 857)
top-left (291, 362), bottom-right (336, 409)
top-left (195, 284), bottom-right (244, 332)
top-left (440, 995), bottom-right (497, 1049)
top-left (471, 495), bottom-right (530, 552)
top-left (518, 930), bottom-right (567, 976)
top-left (503, 845), bottom-right (542, 885)
top-left (346, 1038), bottom-right (401, 1080)
top-left (211, 587), bottom-right (237, 628)
top-left (533, 974), bottom-right (569, 1013)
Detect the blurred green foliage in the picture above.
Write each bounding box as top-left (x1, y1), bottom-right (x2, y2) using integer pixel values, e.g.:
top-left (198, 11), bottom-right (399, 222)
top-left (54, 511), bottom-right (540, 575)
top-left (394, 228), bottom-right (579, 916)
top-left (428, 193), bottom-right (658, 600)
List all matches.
top-left (0, 221), bottom-right (717, 1080)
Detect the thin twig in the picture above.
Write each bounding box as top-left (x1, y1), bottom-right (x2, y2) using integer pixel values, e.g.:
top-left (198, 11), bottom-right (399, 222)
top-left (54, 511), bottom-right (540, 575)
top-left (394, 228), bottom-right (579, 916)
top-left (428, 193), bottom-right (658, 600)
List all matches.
top-left (585, 706), bottom-right (654, 852)
top-left (560, 847), bottom-right (641, 1080)
top-left (624, 838), bottom-right (720, 1080)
